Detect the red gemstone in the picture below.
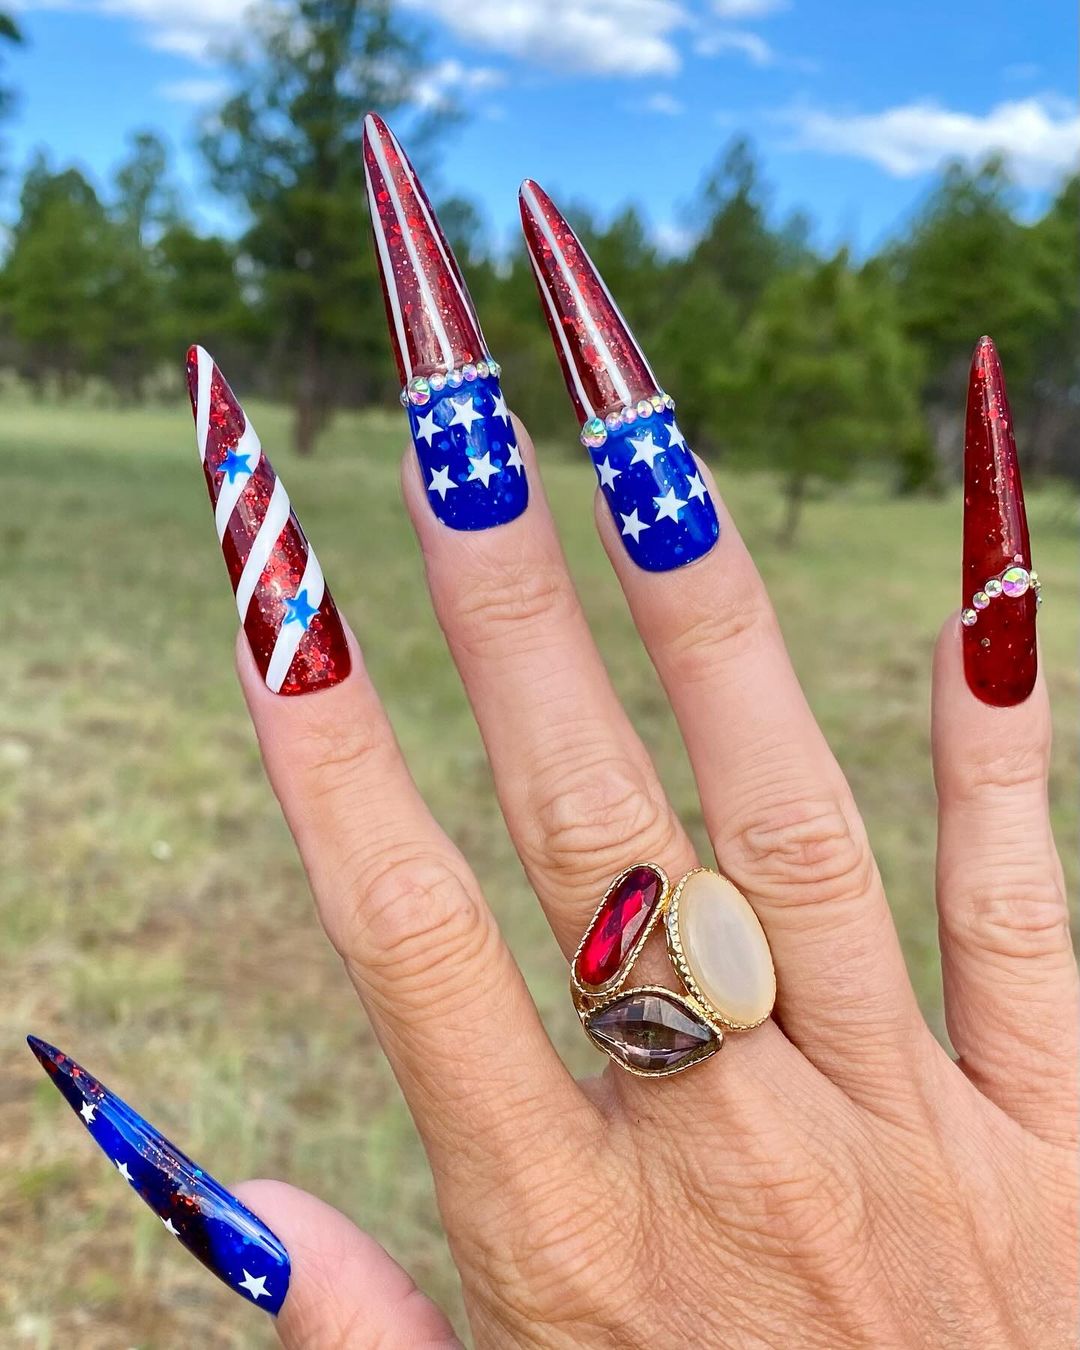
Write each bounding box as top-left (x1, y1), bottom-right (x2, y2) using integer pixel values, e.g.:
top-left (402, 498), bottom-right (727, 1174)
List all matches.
top-left (575, 865), bottom-right (663, 989)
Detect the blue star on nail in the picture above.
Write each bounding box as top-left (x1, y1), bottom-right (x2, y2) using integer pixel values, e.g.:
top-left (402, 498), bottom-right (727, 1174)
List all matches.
top-left (220, 449), bottom-right (253, 484)
top-left (281, 588), bottom-right (318, 629)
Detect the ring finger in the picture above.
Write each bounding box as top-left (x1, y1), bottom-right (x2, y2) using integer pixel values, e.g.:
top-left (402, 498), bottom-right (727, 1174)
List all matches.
top-left (518, 181), bottom-right (927, 1108)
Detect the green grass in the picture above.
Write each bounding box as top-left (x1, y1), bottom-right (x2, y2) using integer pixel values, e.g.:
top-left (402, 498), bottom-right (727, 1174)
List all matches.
top-left (1, 395), bottom-right (1076, 1346)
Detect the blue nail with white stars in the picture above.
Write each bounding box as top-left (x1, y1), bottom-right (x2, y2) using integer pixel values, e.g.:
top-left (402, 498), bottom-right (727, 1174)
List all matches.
top-left (521, 179), bottom-right (719, 572)
top-left (587, 409), bottom-right (718, 571)
top-left (364, 113), bottom-right (528, 531)
top-left (407, 369), bottom-right (528, 529)
top-left (28, 1036), bottom-right (291, 1316)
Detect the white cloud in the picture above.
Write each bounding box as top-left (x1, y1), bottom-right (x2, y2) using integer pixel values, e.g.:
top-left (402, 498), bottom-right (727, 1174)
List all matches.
top-left (24, 0), bottom-right (688, 77)
top-left (694, 27), bottom-right (774, 65)
top-left (398, 0), bottom-right (686, 76)
top-left (653, 220), bottom-right (694, 255)
top-left (21, 0), bottom-right (249, 62)
top-left (159, 75), bottom-right (230, 102)
top-left (412, 59), bottom-right (506, 112)
top-left (787, 96), bottom-right (1080, 189)
top-left (644, 92), bottom-right (684, 116)
top-left (711, 0), bottom-right (787, 16)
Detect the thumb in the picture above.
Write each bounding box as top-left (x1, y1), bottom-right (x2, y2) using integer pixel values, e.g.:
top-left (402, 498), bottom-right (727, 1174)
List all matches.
top-left (234, 1180), bottom-right (462, 1349)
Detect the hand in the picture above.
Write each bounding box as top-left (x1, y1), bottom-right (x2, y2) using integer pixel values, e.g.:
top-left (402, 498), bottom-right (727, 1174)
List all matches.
top-left (200, 122), bottom-right (1075, 1348)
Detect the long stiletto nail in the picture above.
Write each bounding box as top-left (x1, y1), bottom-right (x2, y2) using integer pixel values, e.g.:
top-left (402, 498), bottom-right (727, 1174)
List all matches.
top-left (961, 336), bottom-right (1040, 706)
top-left (362, 113), bottom-right (527, 531)
top-left (27, 1036), bottom-right (290, 1313)
top-left (519, 180), bottom-right (718, 572)
top-left (186, 345), bottom-right (351, 695)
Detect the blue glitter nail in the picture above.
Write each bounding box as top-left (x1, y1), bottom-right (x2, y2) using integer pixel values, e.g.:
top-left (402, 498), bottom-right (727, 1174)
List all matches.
top-left (28, 1036), bottom-right (290, 1315)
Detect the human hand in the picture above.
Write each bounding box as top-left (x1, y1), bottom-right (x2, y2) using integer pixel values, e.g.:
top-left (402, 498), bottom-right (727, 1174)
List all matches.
top-left (36, 116), bottom-right (1076, 1349)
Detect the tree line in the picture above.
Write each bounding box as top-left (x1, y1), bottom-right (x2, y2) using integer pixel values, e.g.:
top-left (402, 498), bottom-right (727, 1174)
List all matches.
top-left (0, 0), bottom-right (1075, 541)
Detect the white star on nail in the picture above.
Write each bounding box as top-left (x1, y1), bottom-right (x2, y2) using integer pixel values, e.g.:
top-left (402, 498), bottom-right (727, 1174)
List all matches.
top-left (620, 509), bottom-right (651, 542)
top-left (467, 451), bottom-right (500, 488)
top-left (596, 456), bottom-right (622, 490)
top-left (628, 434), bottom-right (664, 468)
top-left (490, 391), bottom-right (511, 424)
top-left (239, 1270), bottom-right (270, 1301)
top-left (685, 472), bottom-right (708, 503)
top-left (428, 465), bottom-right (457, 500)
top-left (449, 397), bottom-right (484, 432)
top-left (505, 441), bottom-right (524, 474)
top-left (162, 1217), bottom-right (180, 1236)
top-left (415, 410), bottom-right (439, 446)
top-left (115, 1160), bottom-right (133, 1182)
top-left (666, 421), bottom-right (688, 451)
top-left (654, 486), bottom-right (688, 523)
top-left (79, 1100), bottom-right (97, 1125)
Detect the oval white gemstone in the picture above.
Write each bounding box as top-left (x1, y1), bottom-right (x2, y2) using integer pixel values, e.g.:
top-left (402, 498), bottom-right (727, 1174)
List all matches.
top-left (672, 870), bottom-right (776, 1028)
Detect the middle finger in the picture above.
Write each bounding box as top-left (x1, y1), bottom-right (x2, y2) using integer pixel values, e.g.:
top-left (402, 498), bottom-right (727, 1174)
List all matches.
top-left (363, 115), bottom-right (694, 954)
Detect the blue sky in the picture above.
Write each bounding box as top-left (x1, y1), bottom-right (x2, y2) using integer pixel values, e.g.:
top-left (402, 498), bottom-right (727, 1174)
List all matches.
top-left (4, 0), bottom-right (1076, 255)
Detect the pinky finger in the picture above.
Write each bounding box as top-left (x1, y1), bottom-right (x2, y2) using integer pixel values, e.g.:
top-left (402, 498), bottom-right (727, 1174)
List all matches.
top-left (932, 340), bottom-right (1077, 1145)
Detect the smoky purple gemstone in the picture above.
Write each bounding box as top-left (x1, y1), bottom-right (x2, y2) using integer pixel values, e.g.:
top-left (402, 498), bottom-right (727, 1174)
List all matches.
top-left (585, 990), bottom-right (719, 1074)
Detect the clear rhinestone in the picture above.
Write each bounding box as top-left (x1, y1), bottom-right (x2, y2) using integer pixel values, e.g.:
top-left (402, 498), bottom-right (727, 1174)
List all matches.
top-left (984, 578), bottom-right (1003, 598)
top-left (475, 360), bottom-right (489, 379)
top-left (446, 369), bottom-right (463, 389)
top-left (620, 405), bottom-right (638, 424)
top-left (429, 371), bottom-right (447, 392)
top-left (407, 376), bottom-right (431, 406)
top-left (636, 399), bottom-right (653, 419)
top-left (462, 363), bottom-right (477, 382)
top-left (961, 608), bottom-right (978, 626)
top-left (1001, 566), bottom-right (1030, 597)
top-left (972, 590), bottom-right (990, 610)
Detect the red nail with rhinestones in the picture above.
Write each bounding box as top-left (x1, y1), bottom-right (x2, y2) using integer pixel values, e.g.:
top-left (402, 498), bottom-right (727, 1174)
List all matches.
top-left (185, 345), bottom-right (351, 695)
top-left (519, 179), bottom-right (718, 572)
top-left (961, 336), bottom-right (1039, 706)
top-left (362, 113), bottom-right (527, 531)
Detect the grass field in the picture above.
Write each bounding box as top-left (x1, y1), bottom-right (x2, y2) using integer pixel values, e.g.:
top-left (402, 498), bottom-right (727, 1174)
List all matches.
top-left (1, 392), bottom-right (1076, 1347)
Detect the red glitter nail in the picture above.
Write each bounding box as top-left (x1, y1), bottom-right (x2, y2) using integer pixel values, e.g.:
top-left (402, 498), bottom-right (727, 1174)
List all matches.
top-left (519, 179), bottom-right (662, 425)
top-left (961, 337), bottom-right (1037, 707)
top-left (363, 112), bottom-right (489, 386)
top-left (185, 345), bottom-right (351, 695)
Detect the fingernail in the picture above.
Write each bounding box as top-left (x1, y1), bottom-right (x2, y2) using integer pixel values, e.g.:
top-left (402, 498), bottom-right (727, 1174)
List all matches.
top-left (519, 179), bottom-right (718, 572)
top-left (961, 336), bottom-right (1039, 706)
top-left (185, 345), bottom-right (351, 695)
top-left (363, 113), bottom-right (527, 531)
top-left (27, 1036), bottom-right (290, 1314)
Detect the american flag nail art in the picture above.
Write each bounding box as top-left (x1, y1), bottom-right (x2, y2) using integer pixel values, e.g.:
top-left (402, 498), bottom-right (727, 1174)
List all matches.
top-left (520, 180), bottom-right (719, 573)
top-left (363, 113), bottom-right (528, 531)
top-left (28, 1036), bottom-right (290, 1315)
top-left (186, 346), bottom-right (351, 694)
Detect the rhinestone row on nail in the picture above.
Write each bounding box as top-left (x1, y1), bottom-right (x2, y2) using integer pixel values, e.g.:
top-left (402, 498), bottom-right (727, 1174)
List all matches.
top-left (401, 360), bottom-right (503, 408)
top-left (581, 393), bottom-right (677, 448)
top-left (961, 566), bottom-right (1042, 627)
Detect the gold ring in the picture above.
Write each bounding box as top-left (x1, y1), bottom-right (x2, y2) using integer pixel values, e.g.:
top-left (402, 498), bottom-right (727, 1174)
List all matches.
top-left (571, 864), bottom-right (776, 1077)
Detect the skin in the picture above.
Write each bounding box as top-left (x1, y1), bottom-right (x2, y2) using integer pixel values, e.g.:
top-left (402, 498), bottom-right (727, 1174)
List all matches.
top-left (229, 419), bottom-right (1077, 1349)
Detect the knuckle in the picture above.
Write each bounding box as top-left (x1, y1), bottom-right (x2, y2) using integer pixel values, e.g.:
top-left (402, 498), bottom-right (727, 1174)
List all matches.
top-left (345, 852), bottom-right (492, 1000)
top-left (526, 752), bottom-right (680, 891)
top-left (660, 590), bottom-right (772, 685)
top-left (724, 795), bottom-right (875, 909)
top-left (945, 876), bottom-right (1070, 961)
top-left (287, 709), bottom-right (390, 799)
top-left (945, 737), bottom-right (1049, 801)
top-left (451, 558), bottom-right (573, 658)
